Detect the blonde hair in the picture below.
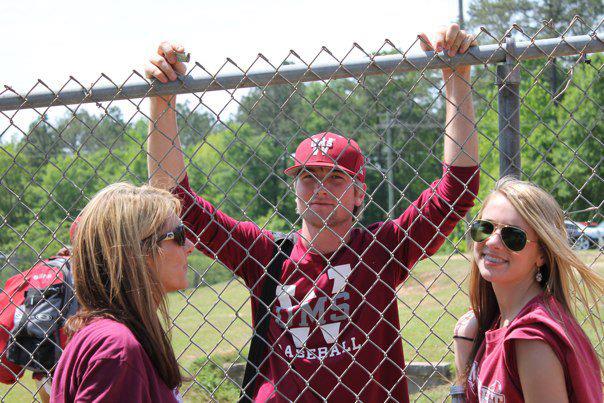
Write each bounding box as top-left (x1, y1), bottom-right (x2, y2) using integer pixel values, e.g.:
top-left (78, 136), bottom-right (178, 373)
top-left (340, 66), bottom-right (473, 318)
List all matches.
top-left (464, 177), bottom-right (604, 379)
top-left (66, 182), bottom-right (183, 388)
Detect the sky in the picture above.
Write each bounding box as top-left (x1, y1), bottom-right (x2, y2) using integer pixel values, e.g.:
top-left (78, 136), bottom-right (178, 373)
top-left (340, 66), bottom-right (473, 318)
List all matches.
top-left (1, 0), bottom-right (464, 141)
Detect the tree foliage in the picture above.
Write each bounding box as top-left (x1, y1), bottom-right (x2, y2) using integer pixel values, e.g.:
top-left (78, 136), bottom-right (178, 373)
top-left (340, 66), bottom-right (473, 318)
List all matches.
top-left (467, 0), bottom-right (603, 38)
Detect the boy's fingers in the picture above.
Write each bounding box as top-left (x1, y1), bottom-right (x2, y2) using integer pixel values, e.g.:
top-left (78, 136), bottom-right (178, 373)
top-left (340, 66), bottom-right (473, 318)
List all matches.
top-left (174, 61), bottom-right (187, 75)
top-left (144, 65), bottom-right (153, 79)
top-left (445, 23), bottom-right (460, 48)
top-left (158, 41), bottom-right (177, 64)
top-left (148, 66), bottom-right (168, 83)
top-left (150, 55), bottom-right (177, 81)
top-left (434, 27), bottom-right (446, 52)
top-left (449, 31), bottom-right (466, 56)
top-left (418, 33), bottom-right (434, 51)
top-left (458, 35), bottom-right (474, 54)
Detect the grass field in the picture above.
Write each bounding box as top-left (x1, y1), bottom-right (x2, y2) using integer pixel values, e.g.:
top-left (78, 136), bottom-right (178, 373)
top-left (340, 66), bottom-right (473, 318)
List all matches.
top-left (1, 250), bottom-right (602, 402)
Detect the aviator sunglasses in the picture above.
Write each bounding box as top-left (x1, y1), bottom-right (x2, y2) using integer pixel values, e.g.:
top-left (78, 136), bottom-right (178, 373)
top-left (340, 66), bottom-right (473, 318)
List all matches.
top-left (470, 219), bottom-right (536, 252)
top-left (157, 224), bottom-right (187, 246)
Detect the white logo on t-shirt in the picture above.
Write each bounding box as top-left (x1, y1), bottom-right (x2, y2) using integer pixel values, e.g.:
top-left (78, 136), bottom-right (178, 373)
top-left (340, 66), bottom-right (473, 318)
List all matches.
top-left (479, 380), bottom-right (505, 403)
top-left (275, 264), bottom-right (356, 359)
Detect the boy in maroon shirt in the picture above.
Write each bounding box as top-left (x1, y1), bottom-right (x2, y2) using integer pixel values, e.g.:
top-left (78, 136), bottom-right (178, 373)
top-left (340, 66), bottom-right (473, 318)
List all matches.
top-left (146, 25), bottom-right (479, 402)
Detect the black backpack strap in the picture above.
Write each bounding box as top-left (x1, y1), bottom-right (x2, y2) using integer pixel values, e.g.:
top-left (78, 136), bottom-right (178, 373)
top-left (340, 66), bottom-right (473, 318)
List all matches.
top-left (59, 259), bottom-right (78, 318)
top-left (239, 234), bottom-right (295, 403)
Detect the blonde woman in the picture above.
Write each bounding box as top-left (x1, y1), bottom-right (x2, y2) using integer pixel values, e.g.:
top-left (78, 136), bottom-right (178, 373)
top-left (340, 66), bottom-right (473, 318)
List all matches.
top-left (453, 178), bottom-right (603, 402)
top-left (51, 183), bottom-right (194, 402)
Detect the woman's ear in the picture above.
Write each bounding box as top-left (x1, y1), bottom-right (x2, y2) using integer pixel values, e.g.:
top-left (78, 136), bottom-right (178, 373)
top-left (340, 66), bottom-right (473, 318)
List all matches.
top-left (536, 244), bottom-right (546, 268)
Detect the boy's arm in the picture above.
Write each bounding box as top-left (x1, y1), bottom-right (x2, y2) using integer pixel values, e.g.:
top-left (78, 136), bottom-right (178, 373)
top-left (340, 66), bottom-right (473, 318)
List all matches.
top-left (144, 42), bottom-right (272, 285)
top-left (145, 41), bottom-right (188, 190)
top-left (375, 26), bottom-right (480, 280)
top-left (419, 24), bottom-right (478, 167)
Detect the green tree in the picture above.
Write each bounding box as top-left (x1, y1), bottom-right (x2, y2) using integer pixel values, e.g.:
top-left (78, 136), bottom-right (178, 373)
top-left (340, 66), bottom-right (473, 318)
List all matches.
top-left (18, 115), bottom-right (63, 169)
top-left (467, 0), bottom-right (603, 103)
top-left (235, 79), bottom-right (310, 144)
top-left (57, 106), bottom-right (127, 154)
top-left (522, 55), bottom-right (603, 219)
top-left (467, 0), bottom-right (603, 39)
top-left (0, 143), bottom-right (32, 234)
top-left (176, 101), bottom-right (216, 148)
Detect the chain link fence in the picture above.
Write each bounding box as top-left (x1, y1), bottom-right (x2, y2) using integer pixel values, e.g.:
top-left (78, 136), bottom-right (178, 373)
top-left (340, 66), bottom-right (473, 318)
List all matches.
top-left (0, 19), bottom-right (602, 401)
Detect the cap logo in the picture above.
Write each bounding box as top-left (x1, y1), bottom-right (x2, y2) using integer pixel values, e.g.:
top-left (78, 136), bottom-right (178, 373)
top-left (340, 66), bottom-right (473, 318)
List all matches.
top-left (311, 137), bottom-right (334, 156)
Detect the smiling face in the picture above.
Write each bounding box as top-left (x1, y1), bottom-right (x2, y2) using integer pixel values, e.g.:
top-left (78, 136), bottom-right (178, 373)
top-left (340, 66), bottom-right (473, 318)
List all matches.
top-left (150, 214), bottom-right (194, 293)
top-left (295, 167), bottom-right (365, 229)
top-left (473, 193), bottom-right (545, 287)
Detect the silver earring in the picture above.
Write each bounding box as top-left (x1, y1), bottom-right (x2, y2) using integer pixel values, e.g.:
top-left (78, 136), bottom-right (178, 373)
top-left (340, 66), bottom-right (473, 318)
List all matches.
top-left (535, 269), bottom-right (543, 283)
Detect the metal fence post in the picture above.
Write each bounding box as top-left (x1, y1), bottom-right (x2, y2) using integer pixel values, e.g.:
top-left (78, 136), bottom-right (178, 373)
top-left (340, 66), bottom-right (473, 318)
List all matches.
top-left (386, 121), bottom-right (394, 219)
top-left (497, 36), bottom-right (522, 178)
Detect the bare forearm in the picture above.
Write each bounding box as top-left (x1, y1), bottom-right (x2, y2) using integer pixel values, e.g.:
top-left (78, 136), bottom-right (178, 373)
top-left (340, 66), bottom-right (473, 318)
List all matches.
top-left (147, 96), bottom-right (186, 190)
top-left (453, 311), bottom-right (478, 383)
top-left (443, 72), bottom-right (478, 166)
top-left (453, 339), bottom-right (473, 382)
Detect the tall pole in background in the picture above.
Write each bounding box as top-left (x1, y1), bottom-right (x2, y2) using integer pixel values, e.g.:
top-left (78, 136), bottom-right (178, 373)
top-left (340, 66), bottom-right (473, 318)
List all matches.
top-left (497, 36), bottom-right (522, 178)
top-left (386, 121), bottom-right (394, 219)
top-left (377, 113), bottom-right (396, 219)
top-left (458, 0), bottom-right (464, 29)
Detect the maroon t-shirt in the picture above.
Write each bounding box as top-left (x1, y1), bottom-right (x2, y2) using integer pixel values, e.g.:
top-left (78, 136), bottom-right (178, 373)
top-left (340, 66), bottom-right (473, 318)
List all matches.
top-left (51, 318), bottom-right (181, 403)
top-left (174, 165), bottom-right (479, 402)
top-left (466, 294), bottom-right (603, 403)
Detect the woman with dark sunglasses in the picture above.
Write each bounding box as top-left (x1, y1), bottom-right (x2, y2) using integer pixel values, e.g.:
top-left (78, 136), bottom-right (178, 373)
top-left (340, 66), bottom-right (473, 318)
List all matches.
top-left (51, 183), bottom-right (194, 402)
top-left (451, 177), bottom-right (603, 403)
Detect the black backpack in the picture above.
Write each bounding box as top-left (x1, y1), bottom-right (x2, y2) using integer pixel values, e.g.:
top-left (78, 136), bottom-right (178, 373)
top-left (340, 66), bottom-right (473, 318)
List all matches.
top-left (0, 256), bottom-right (78, 382)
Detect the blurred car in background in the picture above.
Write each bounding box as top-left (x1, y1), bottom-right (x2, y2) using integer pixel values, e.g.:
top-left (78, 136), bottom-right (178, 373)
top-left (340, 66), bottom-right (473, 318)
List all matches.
top-left (565, 220), bottom-right (602, 250)
top-left (583, 222), bottom-right (604, 250)
top-left (565, 220), bottom-right (591, 250)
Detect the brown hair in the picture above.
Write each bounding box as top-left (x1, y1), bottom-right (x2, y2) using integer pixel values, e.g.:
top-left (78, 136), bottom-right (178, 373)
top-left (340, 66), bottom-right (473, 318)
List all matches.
top-left (463, 177), bottom-right (604, 381)
top-left (66, 183), bottom-right (183, 388)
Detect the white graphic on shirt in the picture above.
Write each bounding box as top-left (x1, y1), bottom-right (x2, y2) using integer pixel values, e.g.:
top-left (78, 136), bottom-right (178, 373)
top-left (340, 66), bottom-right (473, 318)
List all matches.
top-left (275, 264), bottom-right (356, 358)
top-left (311, 137), bottom-right (334, 156)
top-left (468, 361), bottom-right (479, 389)
top-left (478, 379), bottom-right (505, 403)
top-left (279, 337), bottom-right (361, 361)
top-left (328, 263), bottom-right (352, 294)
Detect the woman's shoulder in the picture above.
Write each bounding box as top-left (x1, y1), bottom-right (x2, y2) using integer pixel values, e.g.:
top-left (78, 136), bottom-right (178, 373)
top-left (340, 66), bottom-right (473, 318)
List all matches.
top-left (505, 294), bottom-right (586, 352)
top-left (504, 297), bottom-right (602, 402)
top-left (69, 318), bottom-right (146, 361)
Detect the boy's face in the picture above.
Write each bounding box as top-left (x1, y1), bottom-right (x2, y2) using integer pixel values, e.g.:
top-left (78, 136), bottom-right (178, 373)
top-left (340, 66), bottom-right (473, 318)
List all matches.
top-left (295, 166), bottom-right (365, 229)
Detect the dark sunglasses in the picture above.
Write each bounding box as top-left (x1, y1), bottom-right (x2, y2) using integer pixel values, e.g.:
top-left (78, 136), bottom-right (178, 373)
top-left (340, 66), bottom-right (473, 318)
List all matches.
top-left (470, 219), bottom-right (536, 252)
top-left (157, 224), bottom-right (187, 246)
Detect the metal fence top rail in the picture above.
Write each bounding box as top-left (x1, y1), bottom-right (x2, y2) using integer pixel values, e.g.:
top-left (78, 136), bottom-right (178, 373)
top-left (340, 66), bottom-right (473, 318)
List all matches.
top-left (1, 33), bottom-right (602, 112)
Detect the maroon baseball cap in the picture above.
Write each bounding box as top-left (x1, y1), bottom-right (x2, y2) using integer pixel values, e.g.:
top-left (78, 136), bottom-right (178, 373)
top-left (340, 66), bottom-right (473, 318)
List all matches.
top-left (284, 132), bottom-right (366, 182)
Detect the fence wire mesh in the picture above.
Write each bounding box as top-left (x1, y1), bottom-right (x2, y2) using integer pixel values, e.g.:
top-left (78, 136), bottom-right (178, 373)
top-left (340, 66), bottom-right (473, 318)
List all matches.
top-left (0, 19), bottom-right (603, 402)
